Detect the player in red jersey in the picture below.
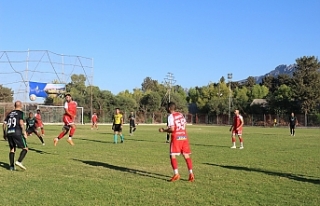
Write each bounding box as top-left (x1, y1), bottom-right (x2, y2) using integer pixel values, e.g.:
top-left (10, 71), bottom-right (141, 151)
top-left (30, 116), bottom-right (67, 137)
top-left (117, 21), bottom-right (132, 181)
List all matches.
top-left (53, 93), bottom-right (77, 146)
top-left (159, 102), bottom-right (194, 182)
top-left (229, 109), bottom-right (244, 149)
top-left (35, 109), bottom-right (45, 136)
top-left (91, 112), bottom-right (98, 130)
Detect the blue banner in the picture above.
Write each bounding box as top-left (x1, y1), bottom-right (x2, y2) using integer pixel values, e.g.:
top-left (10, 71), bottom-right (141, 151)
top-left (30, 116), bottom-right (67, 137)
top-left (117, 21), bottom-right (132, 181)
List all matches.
top-left (29, 81), bottom-right (66, 98)
top-left (29, 81), bottom-right (48, 97)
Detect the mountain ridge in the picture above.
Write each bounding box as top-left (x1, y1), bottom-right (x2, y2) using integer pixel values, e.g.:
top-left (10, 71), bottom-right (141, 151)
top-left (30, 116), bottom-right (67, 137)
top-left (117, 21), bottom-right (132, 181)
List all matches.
top-left (240, 64), bottom-right (297, 84)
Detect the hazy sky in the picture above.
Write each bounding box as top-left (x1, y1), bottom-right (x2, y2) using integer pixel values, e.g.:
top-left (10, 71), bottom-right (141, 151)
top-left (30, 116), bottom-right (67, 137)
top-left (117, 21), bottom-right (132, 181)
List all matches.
top-left (1, 0), bottom-right (319, 96)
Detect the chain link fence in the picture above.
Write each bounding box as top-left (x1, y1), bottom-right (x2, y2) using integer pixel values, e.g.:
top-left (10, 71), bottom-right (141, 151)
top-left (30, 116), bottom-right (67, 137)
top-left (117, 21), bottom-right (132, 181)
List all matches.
top-left (1, 103), bottom-right (320, 126)
top-left (193, 113), bottom-right (320, 127)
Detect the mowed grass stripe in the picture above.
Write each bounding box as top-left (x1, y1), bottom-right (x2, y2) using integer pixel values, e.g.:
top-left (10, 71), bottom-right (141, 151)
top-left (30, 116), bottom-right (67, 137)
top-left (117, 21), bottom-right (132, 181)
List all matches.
top-left (0, 125), bottom-right (319, 206)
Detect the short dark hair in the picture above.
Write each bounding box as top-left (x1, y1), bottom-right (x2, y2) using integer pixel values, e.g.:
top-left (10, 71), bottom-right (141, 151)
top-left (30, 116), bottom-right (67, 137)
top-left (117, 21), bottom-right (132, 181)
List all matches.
top-left (65, 93), bottom-right (71, 97)
top-left (168, 102), bottom-right (176, 110)
top-left (37, 109), bottom-right (40, 112)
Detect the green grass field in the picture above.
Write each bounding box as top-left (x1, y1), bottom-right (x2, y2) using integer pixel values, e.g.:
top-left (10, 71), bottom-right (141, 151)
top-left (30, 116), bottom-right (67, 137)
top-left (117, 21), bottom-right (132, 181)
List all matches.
top-left (0, 124), bottom-right (319, 206)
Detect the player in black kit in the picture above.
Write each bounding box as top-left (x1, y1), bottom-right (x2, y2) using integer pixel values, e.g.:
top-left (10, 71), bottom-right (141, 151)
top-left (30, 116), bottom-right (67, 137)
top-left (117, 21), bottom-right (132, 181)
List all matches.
top-left (2, 101), bottom-right (28, 171)
top-left (289, 112), bottom-right (297, 136)
top-left (128, 111), bottom-right (137, 136)
top-left (26, 112), bottom-right (45, 145)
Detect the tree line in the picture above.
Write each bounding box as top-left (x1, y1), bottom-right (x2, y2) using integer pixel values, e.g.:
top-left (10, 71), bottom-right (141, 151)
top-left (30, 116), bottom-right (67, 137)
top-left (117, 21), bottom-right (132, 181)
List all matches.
top-left (1, 56), bottom-right (319, 122)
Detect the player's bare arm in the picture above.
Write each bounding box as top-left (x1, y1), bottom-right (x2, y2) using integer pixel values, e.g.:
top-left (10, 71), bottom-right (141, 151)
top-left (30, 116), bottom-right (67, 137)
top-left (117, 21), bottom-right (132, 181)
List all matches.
top-left (159, 125), bottom-right (174, 133)
top-left (20, 119), bottom-right (27, 138)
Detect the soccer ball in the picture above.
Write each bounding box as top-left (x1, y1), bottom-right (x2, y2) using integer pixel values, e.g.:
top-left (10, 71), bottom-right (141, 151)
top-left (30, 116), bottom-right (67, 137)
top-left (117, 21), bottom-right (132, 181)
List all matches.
top-left (29, 94), bottom-right (37, 101)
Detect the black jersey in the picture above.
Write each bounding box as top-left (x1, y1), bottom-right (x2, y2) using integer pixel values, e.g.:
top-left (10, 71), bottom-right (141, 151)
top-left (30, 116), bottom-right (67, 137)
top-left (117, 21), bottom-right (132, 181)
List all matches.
top-left (4, 110), bottom-right (24, 136)
top-left (289, 116), bottom-right (297, 126)
top-left (129, 114), bottom-right (135, 124)
top-left (26, 117), bottom-right (37, 130)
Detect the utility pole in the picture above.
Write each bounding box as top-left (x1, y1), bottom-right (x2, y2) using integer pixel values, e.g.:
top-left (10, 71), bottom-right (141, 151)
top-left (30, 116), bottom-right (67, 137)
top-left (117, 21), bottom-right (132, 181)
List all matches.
top-left (164, 72), bottom-right (176, 103)
top-left (228, 73), bottom-right (233, 125)
top-left (163, 72), bottom-right (176, 143)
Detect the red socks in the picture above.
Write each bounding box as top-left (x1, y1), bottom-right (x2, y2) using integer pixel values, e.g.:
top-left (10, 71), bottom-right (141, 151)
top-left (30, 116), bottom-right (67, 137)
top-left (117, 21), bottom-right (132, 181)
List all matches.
top-left (171, 158), bottom-right (178, 170)
top-left (69, 127), bottom-right (75, 136)
top-left (58, 131), bottom-right (66, 139)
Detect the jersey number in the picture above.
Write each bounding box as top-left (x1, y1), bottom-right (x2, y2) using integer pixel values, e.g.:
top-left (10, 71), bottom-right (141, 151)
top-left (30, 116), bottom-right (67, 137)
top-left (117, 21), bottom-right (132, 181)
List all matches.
top-left (175, 118), bottom-right (186, 131)
top-left (7, 117), bottom-right (17, 128)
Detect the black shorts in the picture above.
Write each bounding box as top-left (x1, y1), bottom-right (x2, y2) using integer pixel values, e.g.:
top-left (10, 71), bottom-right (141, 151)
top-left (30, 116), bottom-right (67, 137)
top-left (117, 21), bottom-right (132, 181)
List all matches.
top-left (130, 121), bottom-right (136, 127)
top-left (113, 124), bottom-right (122, 132)
top-left (7, 134), bottom-right (28, 149)
top-left (27, 128), bottom-right (38, 135)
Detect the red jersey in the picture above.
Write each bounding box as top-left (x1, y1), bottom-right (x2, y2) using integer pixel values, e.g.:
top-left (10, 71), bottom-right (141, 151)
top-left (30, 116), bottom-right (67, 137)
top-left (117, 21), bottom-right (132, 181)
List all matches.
top-left (233, 114), bottom-right (243, 129)
top-left (64, 101), bottom-right (77, 118)
top-left (34, 113), bottom-right (43, 123)
top-left (168, 112), bottom-right (191, 155)
top-left (168, 112), bottom-right (188, 141)
top-left (91, 114), bottom-right (98, 122)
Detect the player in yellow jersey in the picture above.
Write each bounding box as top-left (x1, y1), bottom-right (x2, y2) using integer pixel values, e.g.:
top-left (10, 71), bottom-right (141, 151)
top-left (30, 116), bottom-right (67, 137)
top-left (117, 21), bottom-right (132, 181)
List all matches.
top-left (112, 108), bottom-right (124, 143)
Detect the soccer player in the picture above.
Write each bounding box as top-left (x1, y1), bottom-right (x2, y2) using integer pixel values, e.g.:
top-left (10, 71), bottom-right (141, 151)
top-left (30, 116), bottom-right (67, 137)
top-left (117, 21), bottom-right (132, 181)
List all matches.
top-left (273, 118), bottom-right (277, 127)
top-left (91, 112), bottom-right (98, 130)
top-left (53, 93), bottom-right (77, 146)
top-left (2, 101), bottom-right (28, 171)
top-left (158, 102), bottom-right (195, 182)
top-left (112, 108), bottom-right (124, 143)
top-left (289, 112), bottom-right (297, 136)
top-left (128, 111), bottom-right (136, 136)
top-left (230, 109), bottom-right (244, 149)
top-left (34, 109), bottom-right (45, 136)
top-left (26, 112), bottom-right (45, 145)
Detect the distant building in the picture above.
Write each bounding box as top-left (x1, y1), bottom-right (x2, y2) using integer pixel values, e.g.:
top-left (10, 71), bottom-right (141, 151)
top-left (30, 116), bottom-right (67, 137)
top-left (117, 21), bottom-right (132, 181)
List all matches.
top-left (250, 99), bottom-right (268, 107)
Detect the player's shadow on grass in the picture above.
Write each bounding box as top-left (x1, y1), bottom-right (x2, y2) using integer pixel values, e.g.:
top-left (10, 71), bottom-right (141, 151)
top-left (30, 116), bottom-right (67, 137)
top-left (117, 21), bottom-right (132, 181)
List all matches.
top-left (0, 161), bottom-right (10, 170)
top-left (192, 143), bottom-right (229, 148)
top-left (77, 138), bottom-right (113, 144)
top-left (98, 132), bottom-right (115, 135)
top-left (28, 147), bottom-right (51, 154)
top-left (125, 138), bottom-right (160, 143)
top-left (74, 159), bottom-right (171, 181)
top-left (204, 163), bottom-right (320, 185)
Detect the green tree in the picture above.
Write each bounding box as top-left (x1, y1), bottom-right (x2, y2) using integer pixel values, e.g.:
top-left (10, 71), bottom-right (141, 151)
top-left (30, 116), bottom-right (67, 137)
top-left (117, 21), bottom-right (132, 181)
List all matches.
top-left (277, 74), bottom-right (292, 86)
top-left (245, 76), bottom-right (256, 89)
top-left (261, 75), bottom-right (277, 93)
top-left (292, 56), bottom-right (320, 115)
top-left (251, 84), bottom-right (269, 99)
top-left (132, 88), bottom-right (144, 110)
top-left (233, 86), bottom-right (249, 113)
top-left (187, 87), bottom-right (200, 104)
top-left (267, 84), bottom-right (293, 115)
top-left (65, 74), bottom-right (87, 106)
top-left (141, 77), bottom-right (159, 92)
top-left (115, 95), bottom-right (137, 114)
top-left (167, 92), bottom-right (188, 113)
top-left (0, 85), bottom-right (14, 102)
top-left (140, 91), bottom-right (161, 112)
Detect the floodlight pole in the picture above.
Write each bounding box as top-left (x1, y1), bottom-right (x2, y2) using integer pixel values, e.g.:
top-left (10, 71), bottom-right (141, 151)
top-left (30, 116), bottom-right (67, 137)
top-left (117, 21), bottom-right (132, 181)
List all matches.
top-left (228, 73), bottom-right (233, 125)
top-left (25, 49), bottom-right (30, 103)
top-left (164, 72), bottom-right (176, 103)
